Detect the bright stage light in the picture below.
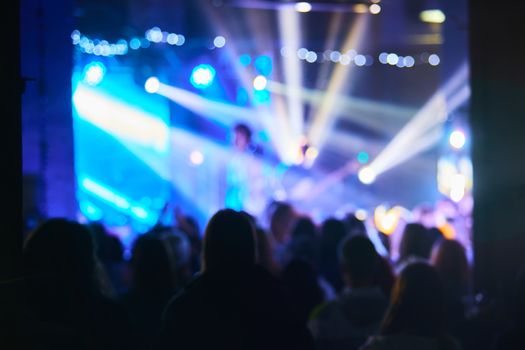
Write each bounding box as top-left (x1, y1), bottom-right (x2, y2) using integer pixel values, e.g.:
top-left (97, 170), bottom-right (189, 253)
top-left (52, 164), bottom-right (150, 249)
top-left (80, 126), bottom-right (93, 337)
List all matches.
top-left (420, 9), bottom-right (446, 24)
top-left (239, 54), bottom-right (251, 66)
top-left (83, 61), bottom-right (106, 86)
top-left (354, 54), bottom-right (366, 66)
top-left (254, 55), bottom-right (272, 75)
top-left (404, 56), bottom-right (415, 67)
top-left (79, 200), bottom-right (103, 221)
top-left (297, 48), bottom-right (308, 60)
top-left (339, 54), bottom-right (351, 65)
top-left (307, 15), bottom-right (368, 153)
top-left (359, 63), bottom-right (469, 181)
top-left (278, 6), bottom-right (304, 152)
top-left (358, 166), bottom-right (376, 185)
top-left (357, 151), bottom-right (369, 164)
top-left (428, 54), bottom-right (440, 66)
top-left (295, 2), bottom-right (312, 13)
top-left (449, 130), bottom-right (466, 149)
top-left (213, 35), bottom-right (226, 48)
top-left (189, 150), bottom-right (204, 165)
top-left (146, 27), bottom-right (163, 43)
top-left (71, 30), bottom-right (80, 44)
top-left (396, 57), bottom-right (405, 68)
top-left (190, 64), bottom-right (216, 89)
top-left (73, 85), bottom-right (169, 153)
top-left (374, 206), bottom-right (401, 235)
top-left (379, 52), bottom-right (388, 64)
top-left (144, 77), bottom-right (160, 93)
top-left (450, 174), bottom-right (466, 202)
top-left (329, 51), bottom-right (341, 62)
top-left (253, 75), bottom-right (268, 91)
top-left (305, 51), bottom-right (318, 63)
top-left (387, 53), bottom-right (399, 65)
top-left (167, 33), bottom-right (178, 45)
top-left (305, 146), bottom-right (319, 160)
top-left (369, 4), bottom-right (381, 14)
top-left (176, 34), bottom-right (185, 46)
top-left (355, 209), bottom-right (368, 221)
top-left (80, 177), bottom-right (152, 221)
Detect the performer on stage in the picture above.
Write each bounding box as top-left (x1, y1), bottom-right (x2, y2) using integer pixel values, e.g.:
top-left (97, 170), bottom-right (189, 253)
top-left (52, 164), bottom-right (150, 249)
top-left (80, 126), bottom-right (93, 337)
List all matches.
top-left (224, 123), bottom-right (271, 217)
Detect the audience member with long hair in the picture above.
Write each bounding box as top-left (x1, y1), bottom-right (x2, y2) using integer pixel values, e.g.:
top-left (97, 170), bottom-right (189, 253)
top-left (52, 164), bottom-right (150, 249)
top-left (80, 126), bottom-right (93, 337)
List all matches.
top-left (361, 262), bottom-right (461, 350)
top-left (20, 218), bottom-right (137, 349)
top-left (431, 239), bottom-right (470, 334)
top-left (155, 209), bottom-right (314, 350)
top-left (395, 223), bottom-right (434, 273)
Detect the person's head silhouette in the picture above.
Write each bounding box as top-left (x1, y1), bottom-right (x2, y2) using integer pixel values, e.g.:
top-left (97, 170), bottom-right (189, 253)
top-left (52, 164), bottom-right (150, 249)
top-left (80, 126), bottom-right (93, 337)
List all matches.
top-left (202, 209), bottom-right (256, 273)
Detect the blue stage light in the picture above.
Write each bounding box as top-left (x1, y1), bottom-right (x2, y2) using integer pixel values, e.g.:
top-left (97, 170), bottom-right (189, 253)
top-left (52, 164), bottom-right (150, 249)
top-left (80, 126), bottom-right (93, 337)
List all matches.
top-left (130, 38), bottom-right (141, 50)
top-left (145, 77), bottom-right (160, 93)
top-left (255, 55), bottom-right (272, 76)
top-left (253, 89), bottom-right (270, 104)
top-left (190, 64), bottom-right (216, 89)
top-left (357, 151), bottom-right (369, 164)
top-left (83, 61), bottom-right (106, 86)
top-left (79, 200), bottom-right (103, 221)
top-left (239, 54), bottom-right (251, 66)
top-left (80, 176), bottom-right (152, 221)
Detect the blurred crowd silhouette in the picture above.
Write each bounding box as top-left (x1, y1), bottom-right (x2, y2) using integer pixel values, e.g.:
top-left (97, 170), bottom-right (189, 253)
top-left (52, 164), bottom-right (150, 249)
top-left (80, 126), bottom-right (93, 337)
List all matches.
top-left (13, 200), bottom-right (525, 350)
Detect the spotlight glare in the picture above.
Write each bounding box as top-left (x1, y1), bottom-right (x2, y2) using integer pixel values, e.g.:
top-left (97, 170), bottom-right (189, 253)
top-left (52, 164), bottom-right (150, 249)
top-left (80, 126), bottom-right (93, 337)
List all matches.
top-left (175, 34), bottom-right (185, 46)
top-left (305, 51), bottom-right (318, 63)
top-left (355, 209), bottom-right (367, 221)
top-left (354, 54), bottom-right (366, 66)
top-left (396, 56), bottom-right (405, 68)
top-left (449, 130), bottom-right (466, 149)
top-left (369, 4), bottom-right (381, 14)
top-left (167, 33), bottom-right (178, 45)
top-left (357, 151), bottom-right (369, 164)
top-left (428, 54), bottom-right (440, 66)
top-left (379, 52), bottom-right (388, 64)
top-left (253, 75), bottom-right (268, 91)
top-left (71, 30), bottom-right (80, 44)
top-left (295, 2), bottom-right (312, 13)
top-left (420, 9), bottom-right (446, 24)
top-left (404, 56), bottom-right (415, 67)
top-left (387, 53), bottom-right (399, 65)
top-left (450, 174), bottom-right (466, 202)
top-left (190, 64), bottom-right (216, 89)
top-left (239, 54), bottom-right (252, 66)
top-left (305, 146), bottom-right (319, 160)
top-left (346, 49), bottom-right (357, 59)
top-left (213, 35), bottom-right (226, 48)
top-left (83, 61), bottom-right (106, 86)
top-left (358, 166), bottom-right (376, 185)
top-left (339, 54), bottom-right (351, 65)
top-left (329, 51), bottom-right (341, 62)
top-left (297, 48), bottom-right (308, 60)
top-left (189, 150), bottom-right (204, 165)
top-left (144, 77), bottom-right (160, 93)
top-left (147, 27), bottom-right (163, 43)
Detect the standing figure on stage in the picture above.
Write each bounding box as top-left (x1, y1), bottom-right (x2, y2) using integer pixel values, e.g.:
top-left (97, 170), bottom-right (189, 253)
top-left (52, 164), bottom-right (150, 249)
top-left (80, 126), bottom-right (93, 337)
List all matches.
top-left (225, 123), bottom-right (268, 217)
